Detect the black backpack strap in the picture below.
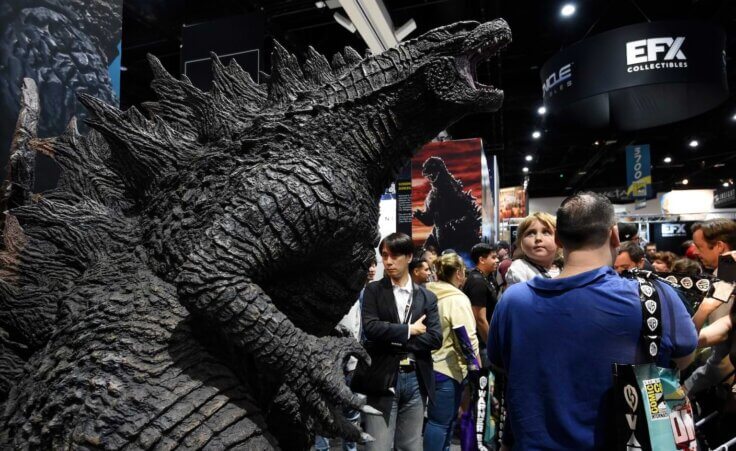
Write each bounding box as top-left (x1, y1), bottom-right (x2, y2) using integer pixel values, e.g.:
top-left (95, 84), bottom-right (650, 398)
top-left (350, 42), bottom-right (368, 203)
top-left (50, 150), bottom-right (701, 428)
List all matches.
top-left (634, 274), bottom-right (663, 363)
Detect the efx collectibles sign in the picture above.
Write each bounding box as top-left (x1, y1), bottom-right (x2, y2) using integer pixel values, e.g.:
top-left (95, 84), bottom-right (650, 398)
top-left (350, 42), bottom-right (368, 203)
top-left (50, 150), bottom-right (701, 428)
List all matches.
top-left (540, 21), bottom-right (727, 130)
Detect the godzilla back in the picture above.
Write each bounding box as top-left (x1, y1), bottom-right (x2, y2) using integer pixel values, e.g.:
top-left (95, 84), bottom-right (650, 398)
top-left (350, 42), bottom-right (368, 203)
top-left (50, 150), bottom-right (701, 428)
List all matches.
top-left (0, 80), bottom-right (278, 448)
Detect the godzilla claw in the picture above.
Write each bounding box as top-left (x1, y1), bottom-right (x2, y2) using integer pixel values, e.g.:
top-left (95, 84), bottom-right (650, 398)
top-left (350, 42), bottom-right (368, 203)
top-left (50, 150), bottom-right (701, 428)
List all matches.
top-left (360, 433), bottom-right (375, 444)
top-left (290, 335), bottom-right (377, 441)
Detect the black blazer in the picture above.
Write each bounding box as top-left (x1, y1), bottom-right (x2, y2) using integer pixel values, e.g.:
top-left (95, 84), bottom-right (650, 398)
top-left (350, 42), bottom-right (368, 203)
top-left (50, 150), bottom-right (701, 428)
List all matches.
top-left (351, 277), bottom-right (442, 403)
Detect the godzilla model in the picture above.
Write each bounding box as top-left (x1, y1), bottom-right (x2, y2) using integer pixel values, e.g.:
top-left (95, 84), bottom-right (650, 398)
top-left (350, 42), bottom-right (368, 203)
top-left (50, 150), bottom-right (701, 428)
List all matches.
top-left (414, 156), bottom-right (482, 252)
top-left (0, 0), bottom-right (121, 190)
top-left (0, 19), bottom-right (510, 449)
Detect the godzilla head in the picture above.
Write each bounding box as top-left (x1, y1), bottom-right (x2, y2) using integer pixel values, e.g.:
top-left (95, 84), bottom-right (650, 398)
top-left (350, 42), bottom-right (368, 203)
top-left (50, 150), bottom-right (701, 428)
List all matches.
top-left (421, 156), bottom-right (449, 183)
top-left (404, 19), bottom-right (511, 111)
top-left (307, 19), bottom-right (512, 112)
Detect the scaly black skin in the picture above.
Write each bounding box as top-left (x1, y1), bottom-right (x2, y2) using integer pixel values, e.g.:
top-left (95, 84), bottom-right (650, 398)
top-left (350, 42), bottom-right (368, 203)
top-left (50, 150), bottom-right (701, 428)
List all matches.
top-left (0, 20), bottom-right (510, 449)
top-left (414, 155), bottom-right (482, 252)
top-left (0, 0), bottom-right (120, 189)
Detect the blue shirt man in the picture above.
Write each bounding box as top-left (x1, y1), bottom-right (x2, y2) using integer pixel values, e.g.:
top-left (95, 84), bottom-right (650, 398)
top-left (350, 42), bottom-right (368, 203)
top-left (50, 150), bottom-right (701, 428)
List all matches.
top-left (487, 192), bottom-right (697, 450)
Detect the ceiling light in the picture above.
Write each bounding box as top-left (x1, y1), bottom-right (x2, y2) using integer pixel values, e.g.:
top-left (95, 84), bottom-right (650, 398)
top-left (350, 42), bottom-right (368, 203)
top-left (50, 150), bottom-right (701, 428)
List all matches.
top-left (663, 156), bottom-right (672, 164)
top-left (593, 140), bottom-right (600, 146)
top-left (732, 114), bottom-right (736, 121)
top-left (532, 130), bottom-right (541, 139)
top-left (561, 4), bottom-right (576, 17)
top-left (525, 155), bottom-right (533, 161)
top-left (537, 106), bottom-right (547, 115)
top-left (578, 171), bottom-right (587, 175)
top-left (559, 174), bottom-right (564, 178)
top-left (522, 167), bottom-right (529, 173)
top-left (688, 139), bottom-right (699, 148)
top-left (682, 178), bottom-right (689, 185)
top-left (315, 1), bottom-right (326, 8)
top-left (724, 182), bottom-right (730, 188)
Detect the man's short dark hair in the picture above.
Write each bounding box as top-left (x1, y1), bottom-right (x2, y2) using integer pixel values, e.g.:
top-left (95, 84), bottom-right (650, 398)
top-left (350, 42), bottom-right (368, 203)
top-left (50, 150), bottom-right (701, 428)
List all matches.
top-left (556, 192), bottom-right (615, 251)
top-left (409, 258), bottom-right (428, 272)
top-left (692, 219), bottom-right (736, 250)
top-left (470, 243), bottom-right (496, 264)
top-left (645, 243), bottom-right (656, 249)
top-left (379, 232), bottom-right (414, 256)
top-left (618, 241), bottom-right (644, 263)
top-left (496, 240), bottom-right (510, 251)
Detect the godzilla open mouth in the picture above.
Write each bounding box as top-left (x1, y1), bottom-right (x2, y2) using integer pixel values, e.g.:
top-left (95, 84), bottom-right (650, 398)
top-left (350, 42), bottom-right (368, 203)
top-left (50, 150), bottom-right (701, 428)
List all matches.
top-left (455, 22), bottom-right (511, 93)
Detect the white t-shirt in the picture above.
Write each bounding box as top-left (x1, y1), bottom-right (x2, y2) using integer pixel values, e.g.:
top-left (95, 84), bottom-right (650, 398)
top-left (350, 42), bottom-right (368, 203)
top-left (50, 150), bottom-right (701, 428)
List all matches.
top-left (505, 258), bottom-right (560, 287)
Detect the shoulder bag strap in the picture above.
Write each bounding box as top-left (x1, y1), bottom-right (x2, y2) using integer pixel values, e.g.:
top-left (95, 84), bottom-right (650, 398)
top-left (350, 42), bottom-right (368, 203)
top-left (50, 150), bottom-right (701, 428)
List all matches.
top-left (636, 276), bottom-right (663, 364)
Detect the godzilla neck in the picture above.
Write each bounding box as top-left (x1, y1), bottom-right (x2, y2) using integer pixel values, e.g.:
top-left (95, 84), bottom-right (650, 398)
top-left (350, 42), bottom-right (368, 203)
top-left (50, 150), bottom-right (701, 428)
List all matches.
top-left (333, 89), bottom-right (459, 197)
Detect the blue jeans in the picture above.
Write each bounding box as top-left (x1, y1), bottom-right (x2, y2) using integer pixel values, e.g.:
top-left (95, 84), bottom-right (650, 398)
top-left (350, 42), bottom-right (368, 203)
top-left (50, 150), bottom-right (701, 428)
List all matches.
top-left (314, 425), bottom-right (358, 451)
top-left (424, 375), bottom-right (464, 451)
top-left (363, 371), bottom-right (426, 451)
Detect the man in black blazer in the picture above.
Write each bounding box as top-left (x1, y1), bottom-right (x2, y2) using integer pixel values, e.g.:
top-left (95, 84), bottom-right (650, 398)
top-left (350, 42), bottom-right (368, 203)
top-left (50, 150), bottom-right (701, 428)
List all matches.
top-left (352, 233), bottom-right (441, 451)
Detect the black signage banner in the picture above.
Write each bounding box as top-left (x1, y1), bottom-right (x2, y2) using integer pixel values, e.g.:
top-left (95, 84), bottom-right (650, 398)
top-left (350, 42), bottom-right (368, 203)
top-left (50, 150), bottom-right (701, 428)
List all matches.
top-left (181, 14), bottom-right (265, 91)
top-left (396, 163), bottom-right (413, 237)
top-left (649, 221), bottom-right (697, 254)
top-left (714, 186), bottom-right (736, 208)
top-left (540, 21), bottom-right (727, 130)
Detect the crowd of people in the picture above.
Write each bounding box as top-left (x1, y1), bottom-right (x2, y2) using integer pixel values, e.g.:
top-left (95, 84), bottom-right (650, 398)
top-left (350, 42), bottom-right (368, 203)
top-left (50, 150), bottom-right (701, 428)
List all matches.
top-left (316, 192), bottom-right (736, 451)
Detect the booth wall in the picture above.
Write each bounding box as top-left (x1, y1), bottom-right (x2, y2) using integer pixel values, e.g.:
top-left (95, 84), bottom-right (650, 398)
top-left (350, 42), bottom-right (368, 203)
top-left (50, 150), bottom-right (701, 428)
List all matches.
top-left (529, 191), bottom-right (736, 218)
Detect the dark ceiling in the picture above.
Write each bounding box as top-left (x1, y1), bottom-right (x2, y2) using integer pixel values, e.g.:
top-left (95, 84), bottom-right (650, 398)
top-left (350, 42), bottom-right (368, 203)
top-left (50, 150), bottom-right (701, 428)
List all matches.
top-left (120, 0), bottom-right (736, 198)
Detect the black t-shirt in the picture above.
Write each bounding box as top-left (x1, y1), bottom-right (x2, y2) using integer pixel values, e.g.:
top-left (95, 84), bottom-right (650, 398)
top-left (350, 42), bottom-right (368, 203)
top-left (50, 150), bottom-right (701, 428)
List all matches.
top-left (462, 268), bottom-right (498, 324)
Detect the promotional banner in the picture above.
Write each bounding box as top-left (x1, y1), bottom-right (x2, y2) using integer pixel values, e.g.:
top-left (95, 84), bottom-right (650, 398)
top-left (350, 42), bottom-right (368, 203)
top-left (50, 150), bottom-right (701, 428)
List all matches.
top-left (626, 144), bottom-right (653, 210)
top-left (395, 163), bottom-right (413, 237)
top-left (412, 139), bottom-right (485, 260)
top-left (649, 221), bottom-right (697, 254)
top-left (589, 186), bottom-right (656, 204)
top-left (541, 21), bottom-right (727, 130)
top-left (498, 186), bottom-right (527, 220)
top-left (181, 14), bottom-right (266, 90)
top-left (0, 0), bottom-right (123, 190)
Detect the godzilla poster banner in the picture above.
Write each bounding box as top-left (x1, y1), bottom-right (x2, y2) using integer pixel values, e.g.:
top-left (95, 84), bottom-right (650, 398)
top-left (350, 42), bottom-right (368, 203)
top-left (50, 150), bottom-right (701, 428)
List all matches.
top-left (412, 138), bottom-right (486, 262)
top-left (0, 0), bottom-right (123, 191)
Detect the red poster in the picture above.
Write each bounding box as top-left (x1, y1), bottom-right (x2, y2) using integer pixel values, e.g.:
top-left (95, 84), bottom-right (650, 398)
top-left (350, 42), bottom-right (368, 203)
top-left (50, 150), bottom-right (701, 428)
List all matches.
top-left (411, 138), bottom-right (484, 257)
top-left (498, 186), bottom-right (527, 220)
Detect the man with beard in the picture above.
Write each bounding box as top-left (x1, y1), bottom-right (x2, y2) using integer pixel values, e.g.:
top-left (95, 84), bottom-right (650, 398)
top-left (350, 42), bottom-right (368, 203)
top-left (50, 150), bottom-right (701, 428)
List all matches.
top-left (410, 258), bottom-right (432, 286)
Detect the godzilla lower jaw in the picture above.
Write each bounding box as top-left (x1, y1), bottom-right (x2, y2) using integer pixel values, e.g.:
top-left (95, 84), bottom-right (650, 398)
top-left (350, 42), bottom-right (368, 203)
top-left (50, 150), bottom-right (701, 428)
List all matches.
top-left (454, 46), bottom-right (503, 94)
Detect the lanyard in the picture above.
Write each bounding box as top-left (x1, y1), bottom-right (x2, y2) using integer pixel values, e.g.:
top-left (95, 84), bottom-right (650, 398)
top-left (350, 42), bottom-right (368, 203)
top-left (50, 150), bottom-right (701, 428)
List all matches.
top-left (400, 284), bottom-right (414, 325)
